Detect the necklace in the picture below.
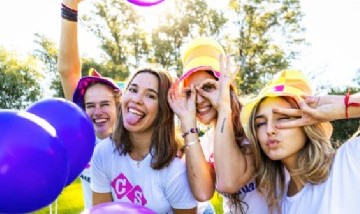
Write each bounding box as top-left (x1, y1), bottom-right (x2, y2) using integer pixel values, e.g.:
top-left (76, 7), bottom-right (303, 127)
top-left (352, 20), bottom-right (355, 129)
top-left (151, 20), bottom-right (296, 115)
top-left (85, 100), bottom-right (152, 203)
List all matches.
top-left (136, 153), bottom-right (149, 168)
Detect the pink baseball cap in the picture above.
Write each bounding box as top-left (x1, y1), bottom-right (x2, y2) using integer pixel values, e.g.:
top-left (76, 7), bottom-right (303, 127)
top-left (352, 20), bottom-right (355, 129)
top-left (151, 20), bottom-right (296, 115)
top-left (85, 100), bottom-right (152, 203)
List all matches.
top-left (72, 68), bottom-right (122, 109)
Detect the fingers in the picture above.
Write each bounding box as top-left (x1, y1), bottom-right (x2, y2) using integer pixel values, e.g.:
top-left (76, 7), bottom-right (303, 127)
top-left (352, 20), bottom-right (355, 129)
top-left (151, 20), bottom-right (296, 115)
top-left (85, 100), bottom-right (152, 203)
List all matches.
top-left (273, 107), bottom-right (302, 117)
top-left (275, 119), bottom-right (308, 129)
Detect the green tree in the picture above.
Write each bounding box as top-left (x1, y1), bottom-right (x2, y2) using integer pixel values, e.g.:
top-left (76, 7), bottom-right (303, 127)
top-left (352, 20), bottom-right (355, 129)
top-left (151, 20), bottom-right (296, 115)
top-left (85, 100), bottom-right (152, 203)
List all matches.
top-left (228, 0), bottom-right (305, 94)
top-left (0, 47), bottom-right (43, 109)
top-left (150, 0), bottom-right (227, 75)
top-left (32, 33), bottom-right (64, 98)
top-left (82, 0), bottom-right (143, 81)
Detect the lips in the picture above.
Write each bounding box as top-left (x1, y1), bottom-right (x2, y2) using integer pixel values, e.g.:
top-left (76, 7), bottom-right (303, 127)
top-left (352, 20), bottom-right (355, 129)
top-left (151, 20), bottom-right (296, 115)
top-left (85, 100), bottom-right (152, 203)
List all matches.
top-left (197, 105), bottom-right (211, 116)
top-left (125, 107), bottom-right (145, 125)
top-left (93, 118), bottom-right (109, 127)
top-left (267, 139), bottom-right (279, 149)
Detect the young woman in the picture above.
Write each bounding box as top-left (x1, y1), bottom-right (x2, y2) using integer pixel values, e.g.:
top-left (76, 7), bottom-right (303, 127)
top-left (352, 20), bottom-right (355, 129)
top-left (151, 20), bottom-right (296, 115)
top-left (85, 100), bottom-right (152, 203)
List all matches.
top-left (58, 0), bottom-right (121, 208)
top-left (91, 67), bottom-right (197, 213)
top-left (240, 69), bottom-right (360, 214)
top-left (168, 37), bottom-right (265, 214)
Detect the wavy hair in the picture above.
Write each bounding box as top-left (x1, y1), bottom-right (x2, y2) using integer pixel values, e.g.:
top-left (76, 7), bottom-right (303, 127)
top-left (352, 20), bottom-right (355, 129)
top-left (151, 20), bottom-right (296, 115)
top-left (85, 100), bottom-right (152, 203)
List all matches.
top-left (248, 96), bottom-right (335, 214)
top-left (112, 66), bottom-right (179, 170)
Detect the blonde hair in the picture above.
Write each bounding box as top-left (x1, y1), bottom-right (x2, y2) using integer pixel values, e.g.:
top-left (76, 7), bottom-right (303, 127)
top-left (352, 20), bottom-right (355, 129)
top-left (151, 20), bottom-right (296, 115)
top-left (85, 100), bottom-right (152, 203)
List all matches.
top-left (248, 96), bottom-right (335, 214)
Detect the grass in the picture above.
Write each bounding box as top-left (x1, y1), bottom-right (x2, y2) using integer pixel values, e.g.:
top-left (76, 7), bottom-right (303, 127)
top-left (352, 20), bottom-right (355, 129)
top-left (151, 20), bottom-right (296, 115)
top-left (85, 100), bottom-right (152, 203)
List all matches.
top-left (33, 178), bottom-right (223, 214)
top-left (33, 178), bottom-right (84, 214)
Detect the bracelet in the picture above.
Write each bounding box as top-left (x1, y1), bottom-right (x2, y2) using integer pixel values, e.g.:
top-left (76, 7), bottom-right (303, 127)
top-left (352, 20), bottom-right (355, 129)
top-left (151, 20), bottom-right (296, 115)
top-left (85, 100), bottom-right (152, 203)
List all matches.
top-left (181, 140), bottom-right (200, 151)
top-left (61, 3), bottom-right (78, 22)
top-left (344, 90), bottom-right (360, 119)
top-left (181, 128), bottom-right (200, 138)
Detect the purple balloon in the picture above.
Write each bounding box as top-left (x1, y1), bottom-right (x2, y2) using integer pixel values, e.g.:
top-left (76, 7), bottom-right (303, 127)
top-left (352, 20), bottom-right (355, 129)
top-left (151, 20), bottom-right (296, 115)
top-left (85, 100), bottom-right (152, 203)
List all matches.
top-left (0, 110), bottom-right (69, 213)
top-left (127, 0), bottom-right (165, 7)
top-left (82, 202), bottom-right (156, 214)
top-left (26, 98), bottom-right (96, 186)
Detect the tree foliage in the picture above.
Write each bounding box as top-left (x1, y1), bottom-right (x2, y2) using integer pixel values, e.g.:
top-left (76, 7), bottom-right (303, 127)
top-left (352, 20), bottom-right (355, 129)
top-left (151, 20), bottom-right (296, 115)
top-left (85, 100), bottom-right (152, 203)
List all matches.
top-left (0, 47), bottom-right (42, 109)
top-left (81, 0), bottom-right (305, 93)
top-left (228, 0), bottom-right (305, 94)
top-left (32, 33), bottom-right (64, 98)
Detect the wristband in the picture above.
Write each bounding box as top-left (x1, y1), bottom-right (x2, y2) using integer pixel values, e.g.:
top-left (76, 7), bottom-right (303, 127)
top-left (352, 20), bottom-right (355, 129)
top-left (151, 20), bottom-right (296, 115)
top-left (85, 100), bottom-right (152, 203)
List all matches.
top-left (181, 128), bottom-right (200, 138)
top-left (61, 3), bottom-right (78, 22)
top-left (181, 140), bottom-right (200, 151)
top-left (344, 91), bottom-right (360, 119)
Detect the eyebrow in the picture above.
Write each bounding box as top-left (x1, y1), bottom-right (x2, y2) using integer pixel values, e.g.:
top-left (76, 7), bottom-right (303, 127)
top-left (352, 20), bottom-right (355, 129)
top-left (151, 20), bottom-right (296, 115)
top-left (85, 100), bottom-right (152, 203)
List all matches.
top-left (130, 83), bottom-right (158, 95)
top-left (255, 113), bottom-right (265, 119)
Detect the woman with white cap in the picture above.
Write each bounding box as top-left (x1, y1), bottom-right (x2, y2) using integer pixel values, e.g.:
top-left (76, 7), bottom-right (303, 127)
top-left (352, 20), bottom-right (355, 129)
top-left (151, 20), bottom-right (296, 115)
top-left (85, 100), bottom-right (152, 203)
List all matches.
top-left (168, 37), bottom-right (265, 213)
top-left (240, 69), bottom-right (360, 213)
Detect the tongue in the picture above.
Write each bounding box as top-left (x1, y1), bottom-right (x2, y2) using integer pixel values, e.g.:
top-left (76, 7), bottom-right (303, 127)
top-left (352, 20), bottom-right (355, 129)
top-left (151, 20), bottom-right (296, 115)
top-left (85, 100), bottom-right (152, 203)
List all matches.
top-left (125, 112), bottom-right (142, 125)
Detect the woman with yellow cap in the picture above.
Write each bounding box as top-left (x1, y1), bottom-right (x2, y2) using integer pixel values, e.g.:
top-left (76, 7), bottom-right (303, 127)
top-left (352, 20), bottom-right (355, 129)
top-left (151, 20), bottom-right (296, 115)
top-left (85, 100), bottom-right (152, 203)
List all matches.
top-left (240, 69), bottom-right (360, 213)
top-left (168, 37), bottom-right (265, 213)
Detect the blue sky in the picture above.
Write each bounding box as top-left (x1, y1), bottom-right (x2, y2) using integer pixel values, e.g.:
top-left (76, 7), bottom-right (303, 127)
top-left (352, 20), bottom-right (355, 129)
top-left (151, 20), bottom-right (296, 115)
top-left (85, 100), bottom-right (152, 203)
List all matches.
top-left (0, 0), bottom-right (359, 90)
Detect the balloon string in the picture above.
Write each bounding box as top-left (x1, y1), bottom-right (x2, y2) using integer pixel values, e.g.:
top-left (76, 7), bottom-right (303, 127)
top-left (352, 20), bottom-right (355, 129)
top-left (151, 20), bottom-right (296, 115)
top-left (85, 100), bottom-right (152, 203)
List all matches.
top-left (55, 199), bottom-right (58, 214)
top-left (49, 202), bottom-right (52, 214)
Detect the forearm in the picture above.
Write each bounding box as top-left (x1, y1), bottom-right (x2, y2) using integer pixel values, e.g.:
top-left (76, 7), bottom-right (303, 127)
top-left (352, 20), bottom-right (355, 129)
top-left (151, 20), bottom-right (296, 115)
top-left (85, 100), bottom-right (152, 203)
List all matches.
top-left (214, 109), bottom-right (253, 193)
top-left (185, 144), bottom-right (215, 201)
top-left (181, 118), bottom-right (215, 201)
top-left (58, 0), bottom-right (82, 100)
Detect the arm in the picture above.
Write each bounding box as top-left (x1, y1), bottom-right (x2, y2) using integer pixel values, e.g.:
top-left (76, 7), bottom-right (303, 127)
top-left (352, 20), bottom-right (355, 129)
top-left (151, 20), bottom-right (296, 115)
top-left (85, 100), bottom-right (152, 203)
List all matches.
top-left (93, 192), bottom-right (113, 205)
top-left (168, 84), bottom-right (215, 201)
top-left (58, 0), bottom-right (82, 100)
top-left (173, 208), bottom-right (197, 214)
top-left (275, 93), bottom-right (360, 128)
top-left (198, 55), bottom-right (254, 193)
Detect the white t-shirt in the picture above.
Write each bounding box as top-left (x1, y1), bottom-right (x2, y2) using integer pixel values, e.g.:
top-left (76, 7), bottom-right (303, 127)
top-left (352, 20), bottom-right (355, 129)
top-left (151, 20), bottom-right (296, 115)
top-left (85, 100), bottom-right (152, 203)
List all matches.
top-left (91, 138), bottom-right (197, 213)
top-left (80, 137), bottom-right (108, 209)
top-left (200, 128), bottom-right (269, 214)
top-left (281, 137), bottom-right (360, 214)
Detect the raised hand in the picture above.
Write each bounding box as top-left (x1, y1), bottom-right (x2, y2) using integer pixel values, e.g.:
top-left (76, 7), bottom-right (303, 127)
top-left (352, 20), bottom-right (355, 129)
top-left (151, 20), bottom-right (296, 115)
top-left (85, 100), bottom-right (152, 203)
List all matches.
top-left (167, 80), bottom-right (197, 122)
top-left (196, 54), bottom-right (238, 111)
top-left (274, 95), bottom-right (345, 128)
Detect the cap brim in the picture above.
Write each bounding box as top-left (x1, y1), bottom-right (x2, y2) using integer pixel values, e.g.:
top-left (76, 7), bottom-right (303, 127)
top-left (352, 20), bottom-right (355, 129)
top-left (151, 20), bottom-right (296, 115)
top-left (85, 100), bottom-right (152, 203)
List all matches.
top-left (73, 76), bottom-right (120, 109)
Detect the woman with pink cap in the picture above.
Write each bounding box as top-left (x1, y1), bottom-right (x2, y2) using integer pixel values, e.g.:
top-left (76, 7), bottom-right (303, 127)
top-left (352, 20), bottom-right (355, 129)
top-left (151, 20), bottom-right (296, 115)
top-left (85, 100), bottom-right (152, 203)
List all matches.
top-left (240, 69), bottom-right (360, 213)
top-left (58, 0), bottom-right (122, 209)
top-left (168, 37), bottom-right (264, 213)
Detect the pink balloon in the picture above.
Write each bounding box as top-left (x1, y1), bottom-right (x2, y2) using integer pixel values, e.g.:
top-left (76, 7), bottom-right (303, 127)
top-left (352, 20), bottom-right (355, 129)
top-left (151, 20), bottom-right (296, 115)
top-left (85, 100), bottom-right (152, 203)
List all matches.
top-left (127, 0), bottom-right (165, 7)
top-left (82, 202), bottom-right (156, 214)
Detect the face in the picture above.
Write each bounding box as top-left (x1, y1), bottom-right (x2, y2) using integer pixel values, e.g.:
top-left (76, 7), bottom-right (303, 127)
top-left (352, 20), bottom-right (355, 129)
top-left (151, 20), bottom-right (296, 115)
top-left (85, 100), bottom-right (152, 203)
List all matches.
top-left (121, 72), bottom-right (159, 133)
top-left (84, 84), bottom-right (118, 139)
top-left (254, 97), bottom-right (307, 168)
top-left (185, 71), bottom-right (217, 125)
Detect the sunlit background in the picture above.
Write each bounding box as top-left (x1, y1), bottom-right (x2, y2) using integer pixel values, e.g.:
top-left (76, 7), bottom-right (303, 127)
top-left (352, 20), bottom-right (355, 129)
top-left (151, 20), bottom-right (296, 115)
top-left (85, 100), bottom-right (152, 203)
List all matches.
top-left (0, 0), bottom-right (359, 90)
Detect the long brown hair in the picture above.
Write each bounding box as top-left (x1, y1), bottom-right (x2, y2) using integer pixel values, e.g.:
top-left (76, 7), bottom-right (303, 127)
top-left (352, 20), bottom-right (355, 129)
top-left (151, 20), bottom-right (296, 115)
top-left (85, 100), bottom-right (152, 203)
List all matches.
top-left (112, 66), bottom-right (179, 170)
top-left (248, 96), bottom-right (335, 214)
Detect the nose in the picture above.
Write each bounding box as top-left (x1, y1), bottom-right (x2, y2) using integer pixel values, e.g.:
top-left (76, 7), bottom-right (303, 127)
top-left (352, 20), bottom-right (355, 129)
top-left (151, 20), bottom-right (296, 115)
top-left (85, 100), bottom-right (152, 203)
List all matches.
top-left (93, 104), bottom-right (102, 115)
top-left (195, 92), bottom-right (205, 104)
top-left (266, 120), bottom-right (276, 136)
top-left (130, 93), bottom-right (143, 104)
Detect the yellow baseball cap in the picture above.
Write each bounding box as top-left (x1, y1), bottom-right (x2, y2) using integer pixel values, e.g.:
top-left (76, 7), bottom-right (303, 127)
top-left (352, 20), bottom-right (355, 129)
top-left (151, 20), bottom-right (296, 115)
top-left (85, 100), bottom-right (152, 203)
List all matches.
top-left (179, 37), bottom-right (225, 83)
top-left (240, 70), bottom-right (332, 138)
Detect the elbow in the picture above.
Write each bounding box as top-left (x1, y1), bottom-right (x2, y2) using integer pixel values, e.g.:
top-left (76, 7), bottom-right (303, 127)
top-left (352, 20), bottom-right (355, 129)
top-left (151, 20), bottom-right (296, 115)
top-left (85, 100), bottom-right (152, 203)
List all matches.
top-left (193, 191), bottom-right (214, 202)
top-left (216, 176), bottom-right (251, 194)
top-left (216, 182), bottom-right (240, 194)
